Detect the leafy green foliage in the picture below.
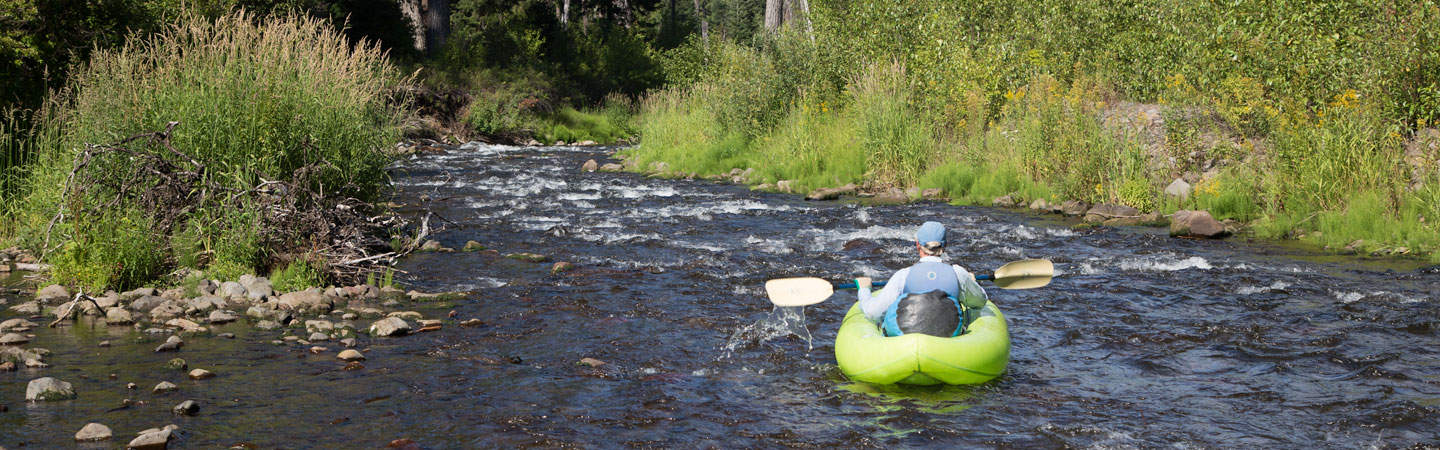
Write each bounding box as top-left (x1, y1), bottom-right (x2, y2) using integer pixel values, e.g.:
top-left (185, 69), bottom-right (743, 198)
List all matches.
top-left (270, 259), bottom-right (326, 292)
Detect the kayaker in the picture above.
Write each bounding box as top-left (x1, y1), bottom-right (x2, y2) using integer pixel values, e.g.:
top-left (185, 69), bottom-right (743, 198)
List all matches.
top-left (855, 221), bottom-right (988, 337)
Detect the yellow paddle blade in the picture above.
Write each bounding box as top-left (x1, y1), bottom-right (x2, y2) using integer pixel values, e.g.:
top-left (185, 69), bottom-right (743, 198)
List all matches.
top-left (765, 277), bottom-right (835, 307)
top-left (991, 259), bottom-right (1054, 289)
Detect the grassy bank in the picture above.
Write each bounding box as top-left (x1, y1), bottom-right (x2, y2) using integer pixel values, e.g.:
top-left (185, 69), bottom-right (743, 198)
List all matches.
top-left (627, 0), bottom-right (1440, 261)
top-left (0, 11), bottom-right (406, 290)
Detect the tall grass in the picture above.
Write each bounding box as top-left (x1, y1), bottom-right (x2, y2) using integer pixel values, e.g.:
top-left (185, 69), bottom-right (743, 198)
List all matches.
top-left (634, 0), bottom-right (1440, 260)
top-left (3, 11), bottom-right (404, 289)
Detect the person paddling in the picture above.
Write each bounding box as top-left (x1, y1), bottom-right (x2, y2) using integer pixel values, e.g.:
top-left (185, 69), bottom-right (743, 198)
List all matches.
top-left (855, 221), bottom-right (988, 337)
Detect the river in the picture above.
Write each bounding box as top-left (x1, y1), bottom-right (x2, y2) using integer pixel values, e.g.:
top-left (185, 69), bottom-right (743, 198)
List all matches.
top-left (2, 142), bottom-right (1438, 447)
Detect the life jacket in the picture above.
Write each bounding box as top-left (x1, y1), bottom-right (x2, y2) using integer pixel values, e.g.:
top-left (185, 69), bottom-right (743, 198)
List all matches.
top-left (882, 261), bottom-right (964, 337)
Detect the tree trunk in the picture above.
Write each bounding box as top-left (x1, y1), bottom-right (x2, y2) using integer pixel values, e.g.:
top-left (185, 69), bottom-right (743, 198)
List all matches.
top-left (693, 0), bottom-right (709, 41)
top-left (421, 0), bottom-right (450, 56)
top-left (795, 0), bottom-right (813, 38)
top-left (562, 0), bottom-right (571, 27)
top-left (764, 0), bottom-right (783, 32)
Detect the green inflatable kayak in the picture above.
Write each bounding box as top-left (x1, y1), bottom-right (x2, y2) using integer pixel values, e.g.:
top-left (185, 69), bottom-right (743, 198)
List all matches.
top-left (835, 299), bottom-right (1010, 385)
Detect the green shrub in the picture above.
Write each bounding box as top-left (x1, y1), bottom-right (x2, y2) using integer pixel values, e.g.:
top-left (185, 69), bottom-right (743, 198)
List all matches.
top-left (270, 259), bottom-right (326, 292)
top-left (9, 10), bottom-right (403, 289)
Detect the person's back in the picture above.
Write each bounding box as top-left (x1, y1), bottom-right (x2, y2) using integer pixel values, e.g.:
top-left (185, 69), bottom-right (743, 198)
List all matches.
top-left (856, 221), bottom-right (988, 337)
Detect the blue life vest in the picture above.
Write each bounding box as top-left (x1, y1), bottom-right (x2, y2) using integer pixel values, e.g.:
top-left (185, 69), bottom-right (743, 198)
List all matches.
top-left (882, 261), bottom-right (963, 337)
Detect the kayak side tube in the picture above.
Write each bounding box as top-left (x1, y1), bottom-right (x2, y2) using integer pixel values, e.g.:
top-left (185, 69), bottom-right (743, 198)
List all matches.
top-left (834, 300), bottom-right (1010, 385)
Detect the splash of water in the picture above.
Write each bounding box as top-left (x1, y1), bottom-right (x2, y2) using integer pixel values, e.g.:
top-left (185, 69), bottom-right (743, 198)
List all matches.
top-left (719, 306), bottom-right (814, 359)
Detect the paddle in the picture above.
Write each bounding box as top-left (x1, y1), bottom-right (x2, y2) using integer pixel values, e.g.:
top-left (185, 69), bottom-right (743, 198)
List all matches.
top-left (765, 259), bottom-right (1053, 307)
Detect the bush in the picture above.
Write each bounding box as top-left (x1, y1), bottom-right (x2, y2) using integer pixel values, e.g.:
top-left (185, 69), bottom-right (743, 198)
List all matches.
top-left (271, 259), bottom-right (327, 292)
top-left (7, 10), bottom-right (403, 289)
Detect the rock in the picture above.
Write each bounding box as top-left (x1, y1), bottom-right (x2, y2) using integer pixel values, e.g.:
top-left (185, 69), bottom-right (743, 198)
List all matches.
top-left (308, 332), bottom-right (330, 341)
top-left (1170, 210), bottom-right (1229, 238)
top-left (368, 317), bottom-right (411, 337)
top-left (578, 357), bottom-right (606, 367)
top-left (94, 292), bottom-right (120, 309)
top-left (459, 318), bottom-right (483, 327)
top-left (420, 240), bottom-right (443, 252)
top-left (127, 428), bottom-right (171, 449)
top-left (417, 320), bottom-right (442, 332)
top-left (1028, 199), bottom-right (1050, 211)
top-left (0, 333), bottom-right (28, 345)
top-left (26, 377), bottom-right (76, 401)
top-left (581, 159), bottom-right (599, 172)
top-left (992, 195), bottom-right (1021, 208)
top-left (0, 318), bottom-right (36, 331)
top-left (1060, 200), bottom-right (1090, 216)
top-left (153, 381), bottom-right (177, 393)
top-left (188, 368), bottom-right (214, 380)
top-left (0, 361), bottom-right (14, 371)
top-left (172, 400), bottom-right (199, 415)
top-left (775, 180), bottom-right (796, 193)
top-left (1085, 204), bottom-right (1142, 223)
top-left (159, 288), bottom-right (186, 301)
top-left (106, 307), bottom-right (134, 325)
top-left (505, 252), bottom-right (549, 263)
top-left (388, 311), bottom-right (423, 321)
top-left (255, 320), bottom-right (281, 330)
top-left (35, 284), bottom-right (70, 304)
top-left (337, 349), bottom-right (365, 361)
top-left (1165, 178), bottom-right (1192, 201)
top-left (154, 338), bottom-right (182, 353)
top-left (75, 423), bottom-right (113, 442)
top-left (119, 287), bottom-right (157, 301)
top-left (305, 320), bottom-right (334, 333)
top-left (577, 140), bottom-right (598, 146)
top-left (219, 281), bottom-right (247, 298)
top-left (340, 338), bottom-right (358, 347)
top-left (1138, 211), bottom-right (1168, 226)
top-left (24, 358), bottom-right (46, 368)
top-left (240, 275), bottom-right (273, 300)
top-left (99, 340), bottom-right (111, 347)
top-left (277, 289), bottom-right (332, 314)
top-left (129, 295), bottom-right (166, 313)
top-left (189, 295), bottom-right (226, 313)
top-left (165, 318), bottom-right (204, 333)
top-left (308, 345), bottom-right (328, 354)
top-left (164, 358), bottom-right (187, 370)
top-left (207, 310), bottom-right (237, 324)
top-left (9, 302), bottom-right (38, 315)
top-left (805, 183), bottom-right (857, 201)
top-left (149, 302), bottom-right (186, 321)
top-left (599, 162), bottom-right (624, 172)
top-left (463, 240), bottom-right (485, 251)
top-left (551, 261), bottom-right (574, 274)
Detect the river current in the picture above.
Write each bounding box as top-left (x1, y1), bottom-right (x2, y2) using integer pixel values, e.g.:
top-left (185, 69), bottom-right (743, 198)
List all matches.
top-left (2, 143), bottom-right (1438, 447)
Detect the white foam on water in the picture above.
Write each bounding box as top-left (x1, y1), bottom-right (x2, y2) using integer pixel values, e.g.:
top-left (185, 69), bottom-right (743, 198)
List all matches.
top-left (1237, 281), bottom-right (1292, 295)
top-left (451, 277), bottom-right (509, 289)
top-left (569, 200), bottom-right (596, 209)
top-left (1331, 290), bottom-right (1428, 304)
top-left (558, 192), bottom-right (603, 201)
top-left (719, 306), bottom-right (814, 359)
top-left (804, 224), bottom-right (914, 251)
top-left (743, 236), bottom-right (794, 254)
top-left (854, 209), bottom-right (872, 224)
top-left (1118, 255), bottom-right (1214, 272)
top-left (612, 184), bottom-right (680, 199)
top-left (1078, 262), bottom-right (1105, 275)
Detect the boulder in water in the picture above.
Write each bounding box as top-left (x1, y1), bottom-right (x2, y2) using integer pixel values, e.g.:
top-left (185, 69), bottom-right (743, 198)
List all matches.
top-left (26, 377), bottom-right (75, 401)
top-left (369, 317), bottom-right (411, 337)
top-left (581, 159), bottom-right (599, 172)
top-left (74, 423), bottom-right (113, 442)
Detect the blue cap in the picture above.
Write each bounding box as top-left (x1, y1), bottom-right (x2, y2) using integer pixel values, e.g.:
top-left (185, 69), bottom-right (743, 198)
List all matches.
top-left (916, 221), bottom-right (946, 247)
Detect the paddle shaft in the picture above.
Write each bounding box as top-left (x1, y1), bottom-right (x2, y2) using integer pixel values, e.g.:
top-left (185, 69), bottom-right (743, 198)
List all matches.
top-left (835, 274), bottom-right (994, 290)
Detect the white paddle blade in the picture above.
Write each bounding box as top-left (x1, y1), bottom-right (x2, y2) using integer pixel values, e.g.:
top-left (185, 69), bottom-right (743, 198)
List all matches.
top-left (992, 259), bottom-right (1054, 290)
top-left (765, 277), bottom-right (834, 307)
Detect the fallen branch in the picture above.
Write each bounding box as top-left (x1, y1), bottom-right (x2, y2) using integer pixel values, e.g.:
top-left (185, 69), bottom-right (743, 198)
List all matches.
top-left (48, 291), bottom-right (104, 328)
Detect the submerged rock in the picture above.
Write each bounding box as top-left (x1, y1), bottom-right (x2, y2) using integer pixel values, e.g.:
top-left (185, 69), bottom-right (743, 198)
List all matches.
top-left (26, 377), bottom-right (75, 401)
top-left (75, 423), bottom-right (113, 442)
top-left (153, 381), bottom-right (178, 393)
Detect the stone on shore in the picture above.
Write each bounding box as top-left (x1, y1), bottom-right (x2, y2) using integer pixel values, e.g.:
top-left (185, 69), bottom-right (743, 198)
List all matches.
top-left (94, 292), bottom-right (120, 309)
top-left (337, 349), bottom-right (365, 361)
top-left (164, 318), bottom-right (204, 333)
top-left (8, 302), bottom-right (38, 315)
top-left (1165, 178), bottom-right (1192, 201)
top-left (219, 281), bottom-right (247, 298)
top-left (35, 285), bottom-right (70, 304)
top-left (172, 400), bottom-right (199, 416)
top-left (127, 428), bottom-right (171, 449)
top-left (369, 317), bottom-right (412, 337)
top-left (1170, 210), bottom-right (1229, 238)
top-left (149, 303), bottom-right (186, 321)
top-left (1060, 200), bottom-right (1090, 216)
top-left (129, 295), bottom-right (166, 313)
top-left (599, 162), bottom-right (624, 172)
top-left (207, 310), bottom-right (237, 324)
top-left (278, 289), bottom-right (332, 314)
top-left (0, 333), bottom-right (28, 345)
top-left (26, 377), bottom-right (75, 401)
top-left (106, 307), bottom-right (134, 325)
top-left (75, 423), bottom-right (113, 442)
top-left (153, 381), bottom-right (178, 393)
top-left (188, 368), bottom-right (214, 380)
top-left (992, 195), bottom-right (1022, 208)
top-left (805, 183), bottom-right (857, 201)
top-left (239, 275), bottom-right (273, 300)
top-left (1085, 204), bottom-right (1142, 224)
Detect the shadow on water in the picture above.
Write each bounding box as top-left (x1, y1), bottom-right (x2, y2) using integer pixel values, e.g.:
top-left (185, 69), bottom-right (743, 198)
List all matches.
top-left (3, 142), bottom-right (1439, 447)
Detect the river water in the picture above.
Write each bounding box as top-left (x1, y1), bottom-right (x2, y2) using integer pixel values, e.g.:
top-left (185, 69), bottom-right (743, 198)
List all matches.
top-left (3, 143), bottom-right (1439, 447)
